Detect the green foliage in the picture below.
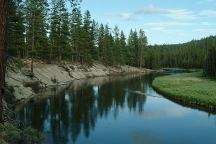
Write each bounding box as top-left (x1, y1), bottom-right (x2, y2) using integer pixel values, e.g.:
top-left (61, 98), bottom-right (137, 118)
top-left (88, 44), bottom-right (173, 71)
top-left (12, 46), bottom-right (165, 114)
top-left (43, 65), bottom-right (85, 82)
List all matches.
top-left (145, 36), bottom-right (216, 76)
top-left (145, 36), bottom-right (216, 70)
top-left (5, 84), bottom-right (15, 104)
top-left (0, 123), bottom-right (44, 144)
top-left (14, 58), bottom-right (25, 69)
top-left (7, 0), bottom-right (216, 75)
top-left (25, 0), bottom-right (49, 59)
top-left (126, 29), bottom-right (147, 67)
top-left (50, 0), bottom-right (70, 61)
top-left (153, 72), bottom-right (216, 106)
top-left (22, 127), bottom-right (45, 144)
top-left (0, 123), bottom-right (21, 144)
top-left (7, 0), bottom-right (149, 68)
top-left (204, 36), bottom-right (216, 76)
top-left (7, 0), bottom-right (26, 58)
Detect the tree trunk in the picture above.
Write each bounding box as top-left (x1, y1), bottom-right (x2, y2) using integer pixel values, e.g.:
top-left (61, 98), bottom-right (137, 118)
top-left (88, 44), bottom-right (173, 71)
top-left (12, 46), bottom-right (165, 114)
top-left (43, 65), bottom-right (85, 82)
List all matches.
top-left (0, 0), bottom-right (9, 123)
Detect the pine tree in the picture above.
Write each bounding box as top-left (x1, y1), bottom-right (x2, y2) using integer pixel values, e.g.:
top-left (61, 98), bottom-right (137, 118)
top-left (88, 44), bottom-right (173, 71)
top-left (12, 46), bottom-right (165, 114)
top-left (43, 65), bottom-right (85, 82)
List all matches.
top-left (133, 30), bottom-right (139, 67)
top-left (113, 26), bottom-right (121, 65)
top-left (138, 29), bottom-right (147, 68)
top-left (69, 0), bottom-right (82, 9)
top-left (7, 0), bottom-right (25, 58)
top-left (60, 9), bottom-right (70, 60)
top-left (70, 8), bottom-right (82, 62)
top-left (103, 24), bottom-right (113, 65)
top-left (98, 24), bottom-right (105, 62)
top-left (119, 31), bottom-right (126, 65)
top-left (25, 0), bottom-right (49, 73)
top-left (50, 0), bottom-right (70, 61)
top-left (91, 20), bottom-right (99, 60)
top-left (83, 10), bottom-right (93, 64)
top-left (50, 0), bottom-right (60, 61)
top-left (127, 29), bottom-right (138, 66)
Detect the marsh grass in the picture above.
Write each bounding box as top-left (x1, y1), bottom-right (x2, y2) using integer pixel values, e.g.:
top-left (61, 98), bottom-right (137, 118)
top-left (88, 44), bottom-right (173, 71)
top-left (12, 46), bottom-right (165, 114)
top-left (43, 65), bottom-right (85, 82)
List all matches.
top-left (152, 72), bottom-right (216, 107)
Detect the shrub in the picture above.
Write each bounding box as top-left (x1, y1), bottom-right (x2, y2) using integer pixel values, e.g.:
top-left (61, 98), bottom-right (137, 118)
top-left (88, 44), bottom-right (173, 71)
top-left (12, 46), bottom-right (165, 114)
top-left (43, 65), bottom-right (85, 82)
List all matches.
top-left (0, 123), bottom-right (44, 144)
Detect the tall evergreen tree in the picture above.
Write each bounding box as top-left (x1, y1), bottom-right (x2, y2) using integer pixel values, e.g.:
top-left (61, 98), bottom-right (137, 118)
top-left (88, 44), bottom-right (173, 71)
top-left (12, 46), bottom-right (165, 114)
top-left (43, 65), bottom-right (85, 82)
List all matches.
top-left (91, 20), bottom-right (99, 60)
top-left (133, 30), bottom-right (139, 67)
top-left (83, 10), bottom-right (93, 64)
top-left (70, 8), bottom-right (82, 62)
top-left (60, 8), bottom-right (70, 60)
top-left (113, 26), bottom-right (121, 65)
top-left (25, 0), bottom-right (49, 73)
top-left (7, 0), bottom-right (25, 58)
top-left (104, 25), bottom-right (115, 65)
top-left (98, 24), bottom-right (105, 62)
top-left (119, 31), bottom-right (126, 65)
top-left (50, 0), bottom-right (70, 61)
top-left (49, 0), bottom-right (59, 61)
top-left (138, 29), bottom-right (147, 68)
top-left (127, 29), bottom-right (138, 66)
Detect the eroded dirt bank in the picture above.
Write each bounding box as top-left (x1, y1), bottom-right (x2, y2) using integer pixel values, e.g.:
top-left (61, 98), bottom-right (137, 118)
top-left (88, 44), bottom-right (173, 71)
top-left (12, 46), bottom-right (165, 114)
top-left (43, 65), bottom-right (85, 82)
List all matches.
top-left (6, 60), bottom-right (152, 101)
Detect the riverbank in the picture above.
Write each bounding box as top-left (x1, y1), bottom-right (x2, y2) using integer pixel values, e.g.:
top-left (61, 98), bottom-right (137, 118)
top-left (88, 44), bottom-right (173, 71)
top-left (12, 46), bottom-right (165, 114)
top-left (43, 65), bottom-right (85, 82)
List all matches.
top-left (6, 59), bottom-right (152, 102)
top-left (152, 72), bottom-right (216, 109)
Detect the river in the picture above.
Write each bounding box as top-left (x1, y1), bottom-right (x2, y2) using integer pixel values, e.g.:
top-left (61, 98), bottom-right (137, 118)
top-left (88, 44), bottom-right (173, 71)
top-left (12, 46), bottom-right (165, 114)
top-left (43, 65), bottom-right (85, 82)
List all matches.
top-left (15, 74), bottom-right (216, 144)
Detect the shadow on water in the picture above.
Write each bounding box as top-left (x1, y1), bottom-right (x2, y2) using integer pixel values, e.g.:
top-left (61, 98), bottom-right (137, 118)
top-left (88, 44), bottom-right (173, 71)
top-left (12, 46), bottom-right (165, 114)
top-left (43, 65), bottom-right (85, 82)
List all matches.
top-left (15, 74), bottom-right (151, 143)
top-left (15, 73), bottom-right (216, 144)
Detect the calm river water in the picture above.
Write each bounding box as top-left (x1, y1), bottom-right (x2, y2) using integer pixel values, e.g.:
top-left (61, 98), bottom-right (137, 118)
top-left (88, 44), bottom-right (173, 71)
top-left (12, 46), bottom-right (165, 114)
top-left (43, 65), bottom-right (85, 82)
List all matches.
top-left (16, 74), bottom-right (216, 144)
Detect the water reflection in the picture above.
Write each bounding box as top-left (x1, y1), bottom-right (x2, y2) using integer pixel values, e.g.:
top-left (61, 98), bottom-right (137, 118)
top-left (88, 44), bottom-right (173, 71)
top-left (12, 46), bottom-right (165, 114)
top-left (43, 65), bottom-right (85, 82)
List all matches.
top-left (16, 74), bottom-right (216, 144)
top-left (16, 74), bottom-right (149, 144)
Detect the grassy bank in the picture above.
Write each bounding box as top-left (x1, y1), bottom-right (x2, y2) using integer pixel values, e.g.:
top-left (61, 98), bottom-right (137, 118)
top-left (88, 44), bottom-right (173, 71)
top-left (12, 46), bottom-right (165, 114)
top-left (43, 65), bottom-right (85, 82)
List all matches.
top-left (152, 72), bottom-right (216, 109)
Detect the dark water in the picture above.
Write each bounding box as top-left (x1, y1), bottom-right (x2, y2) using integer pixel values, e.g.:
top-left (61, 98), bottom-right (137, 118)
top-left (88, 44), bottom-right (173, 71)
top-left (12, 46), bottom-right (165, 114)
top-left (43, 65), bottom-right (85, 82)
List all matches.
top-left (16, 74), bottom-right (216, 144)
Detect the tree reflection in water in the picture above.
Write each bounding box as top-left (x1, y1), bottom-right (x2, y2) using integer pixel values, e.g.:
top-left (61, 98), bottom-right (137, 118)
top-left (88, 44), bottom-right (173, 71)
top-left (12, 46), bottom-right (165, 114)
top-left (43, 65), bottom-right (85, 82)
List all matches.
top-left (16, 74), bottom-right (152, 144)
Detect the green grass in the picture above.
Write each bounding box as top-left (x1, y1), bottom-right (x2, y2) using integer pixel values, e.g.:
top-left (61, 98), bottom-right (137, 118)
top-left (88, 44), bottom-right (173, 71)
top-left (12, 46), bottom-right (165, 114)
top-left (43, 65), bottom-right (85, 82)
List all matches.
top-left (152, 72), bottom-right (216, 107)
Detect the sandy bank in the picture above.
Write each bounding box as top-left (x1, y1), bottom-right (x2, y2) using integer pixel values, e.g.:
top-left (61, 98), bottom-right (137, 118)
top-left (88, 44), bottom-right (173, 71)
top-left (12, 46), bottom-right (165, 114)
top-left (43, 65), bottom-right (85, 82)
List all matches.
top-left (6, 60), bottom-right (152, 101)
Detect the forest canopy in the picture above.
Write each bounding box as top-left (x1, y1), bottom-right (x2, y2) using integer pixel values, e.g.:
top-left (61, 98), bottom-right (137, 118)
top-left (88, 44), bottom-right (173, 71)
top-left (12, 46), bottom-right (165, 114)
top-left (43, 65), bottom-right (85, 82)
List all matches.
top-left (6, 0), bottom-right (216, 76)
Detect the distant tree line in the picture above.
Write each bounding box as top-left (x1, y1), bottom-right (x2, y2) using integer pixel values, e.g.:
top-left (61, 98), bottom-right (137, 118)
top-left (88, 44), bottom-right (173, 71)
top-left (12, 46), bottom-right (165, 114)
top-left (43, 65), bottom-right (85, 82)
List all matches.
top-left (145, 36), bottom-right (216, 76)
top-left (7, 0), bottom-right (147, 67)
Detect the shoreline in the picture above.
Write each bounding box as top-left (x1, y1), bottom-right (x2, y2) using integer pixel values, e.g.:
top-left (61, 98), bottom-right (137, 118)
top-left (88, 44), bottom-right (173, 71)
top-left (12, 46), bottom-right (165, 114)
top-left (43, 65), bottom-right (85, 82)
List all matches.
top-left (6, 59), bottom-right (154, 103)
top-left (14, 73), bottom-right (150, 111)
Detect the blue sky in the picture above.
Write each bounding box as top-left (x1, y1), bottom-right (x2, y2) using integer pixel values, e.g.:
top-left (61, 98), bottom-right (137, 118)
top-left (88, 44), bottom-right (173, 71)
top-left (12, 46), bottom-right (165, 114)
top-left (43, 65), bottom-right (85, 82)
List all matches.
top-left (79, 0), bottom-right (216, 45)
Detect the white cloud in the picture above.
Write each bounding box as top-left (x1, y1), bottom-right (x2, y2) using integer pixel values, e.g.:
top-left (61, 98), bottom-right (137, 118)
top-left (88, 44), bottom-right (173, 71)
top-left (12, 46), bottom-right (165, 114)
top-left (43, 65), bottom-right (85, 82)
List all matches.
top-left (200, 22), bottom-right (210, 25)
top-left (192, 28), bottom-right (216, 32)
top-left (135, 6), bottom-right (169, 15)
top-left (197, 0), bottom-right (216, 4)
top-left (144, 21), bottom-right (216, 34)
top-left (136, 6), bottom-right (196, 19)
top-left (118, 6), bottom-right (196, 20)
top-left (118, 13), bottom-right (135, 21)
top-left (143, 21), bottom-right (216, 28)
top-left (143, 22), bottom-right (193, 27)
top-left (149, 27), bottom-right (166, 31)
top-left (166, 9), bottom-right (196, 19)
top-left (199, 10), bottom-right (216, 17)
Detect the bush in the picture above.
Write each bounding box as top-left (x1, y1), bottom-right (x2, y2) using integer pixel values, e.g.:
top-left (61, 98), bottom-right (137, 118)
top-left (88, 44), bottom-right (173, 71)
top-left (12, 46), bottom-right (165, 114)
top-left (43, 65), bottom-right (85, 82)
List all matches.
top-left (14, 58), bottom-right (25, 69)
top-left (0, 123), bottom-right (44, 144)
